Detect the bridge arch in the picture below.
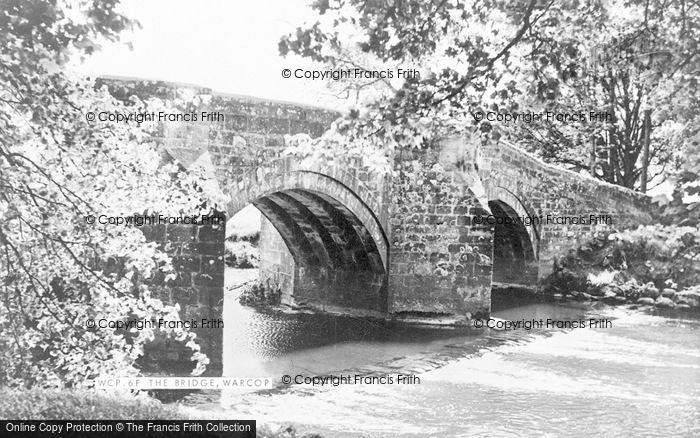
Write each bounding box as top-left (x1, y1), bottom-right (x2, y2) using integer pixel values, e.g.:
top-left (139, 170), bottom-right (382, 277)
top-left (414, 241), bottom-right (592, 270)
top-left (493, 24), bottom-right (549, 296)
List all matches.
top-left (225, 160), bottom-right (389, 313)
top-left (486, 186), bottom-right (539, 286)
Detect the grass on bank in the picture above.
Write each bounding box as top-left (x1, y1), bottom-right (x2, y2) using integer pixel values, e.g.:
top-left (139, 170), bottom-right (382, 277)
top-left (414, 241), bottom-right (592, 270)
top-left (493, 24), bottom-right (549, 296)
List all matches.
top-left (0, 388), bottom-right (321, 437)
top-left (0, 388), bottom-right (183, 420)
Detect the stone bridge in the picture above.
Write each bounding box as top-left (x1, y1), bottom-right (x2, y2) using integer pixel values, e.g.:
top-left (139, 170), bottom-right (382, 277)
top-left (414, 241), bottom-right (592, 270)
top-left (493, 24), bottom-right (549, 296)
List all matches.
top-left (104, 79), bottom-right (652, 368)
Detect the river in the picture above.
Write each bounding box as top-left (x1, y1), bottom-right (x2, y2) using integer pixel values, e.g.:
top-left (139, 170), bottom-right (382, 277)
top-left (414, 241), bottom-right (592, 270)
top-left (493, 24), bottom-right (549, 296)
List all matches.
top-left (183, 268), bottom-right (700, 437)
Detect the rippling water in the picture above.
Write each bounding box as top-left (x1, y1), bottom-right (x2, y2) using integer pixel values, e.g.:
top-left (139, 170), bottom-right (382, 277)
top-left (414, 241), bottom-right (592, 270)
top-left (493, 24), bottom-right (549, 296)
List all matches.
top-left (188, 269), bottom-right (700, 437)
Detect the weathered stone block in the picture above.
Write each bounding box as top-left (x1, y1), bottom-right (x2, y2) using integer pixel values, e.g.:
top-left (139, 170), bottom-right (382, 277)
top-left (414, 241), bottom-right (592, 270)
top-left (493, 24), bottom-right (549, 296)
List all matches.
top-left (166, 271), bottom-right (192, 287)
top-left (171, 255), bottom-right (200, 272)
top-left (198, 224), bottom-right (225, 242)
top-left (201, 255), bottom-right (225, 274)
top-left (192, 273), bottom-right (224, 287)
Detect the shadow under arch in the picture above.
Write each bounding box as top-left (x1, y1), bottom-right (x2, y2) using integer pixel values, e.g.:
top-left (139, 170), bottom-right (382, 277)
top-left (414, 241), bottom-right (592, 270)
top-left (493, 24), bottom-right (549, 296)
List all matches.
top-left (486, 188), bottom-right (539, 287)
top-left (227, 166), bottom-right (389, 313)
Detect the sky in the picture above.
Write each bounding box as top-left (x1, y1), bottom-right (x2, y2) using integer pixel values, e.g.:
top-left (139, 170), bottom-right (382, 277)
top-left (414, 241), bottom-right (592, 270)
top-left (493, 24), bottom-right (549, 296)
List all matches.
top-left (77, 0), bottom-right (338, 108)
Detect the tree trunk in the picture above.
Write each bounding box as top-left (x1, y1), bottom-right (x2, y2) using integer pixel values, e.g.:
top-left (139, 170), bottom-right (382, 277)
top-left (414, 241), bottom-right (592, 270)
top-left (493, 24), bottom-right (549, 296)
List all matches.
top-left (589, 135), bottom-right (596, 175)
top-left (640, 109), bottom-right (651, 193)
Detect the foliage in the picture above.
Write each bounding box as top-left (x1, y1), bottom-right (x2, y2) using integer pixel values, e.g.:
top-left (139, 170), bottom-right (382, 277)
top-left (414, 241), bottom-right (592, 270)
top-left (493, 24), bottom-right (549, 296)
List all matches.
top-left (0, 388), bottom-right (183, 420)
top-left (225, 208), bottom-right (260, 268)
top-left (281, 0), bottom-right (536, 163)
top-left (510, 0), bottom-right (699, 190)
top-left (545, 254), bottom-right (590, 295)
top-left (224, 239), bottom-right (260, 269)
top-left (0, 387), bottom-right (324, 436)
top-left (280, 0), bottom-right (699, 191)
top-left (607, 225), bottom-right (700, 288)
top-left (661, 127), bottom-right (700, 225)
top-left (238, 281), bottom-right (282, 307)
top-left (0, 1), bottom-right (218, 387)
top-left (550, 225), bottom-right (700, 291)
top-left (283, 130), bottom-right (392, 175)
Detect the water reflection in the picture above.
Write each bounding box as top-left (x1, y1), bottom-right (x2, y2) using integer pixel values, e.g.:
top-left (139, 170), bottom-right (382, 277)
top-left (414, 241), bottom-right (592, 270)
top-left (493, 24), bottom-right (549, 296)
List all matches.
top-left (205, 270), bottom-right (700, 437)
top-left (223, 272), bottom-right (476, 383)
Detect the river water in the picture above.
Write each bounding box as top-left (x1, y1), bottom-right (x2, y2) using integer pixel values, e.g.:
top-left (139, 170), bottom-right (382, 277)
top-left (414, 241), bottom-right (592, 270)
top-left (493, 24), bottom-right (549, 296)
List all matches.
top-left (186, 269), bottom-right (700, 437)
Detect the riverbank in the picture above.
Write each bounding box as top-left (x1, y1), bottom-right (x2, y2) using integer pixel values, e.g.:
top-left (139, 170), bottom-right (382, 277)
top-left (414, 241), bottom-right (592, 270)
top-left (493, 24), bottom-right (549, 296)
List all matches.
top-left (0, 388), bottom-right (183, 420)
top-left (549, 279), bottom-right (700, 310)
top-left (0, 388), bottom-right (323, 437)
top-left (542, 225), bottom-right (700, 313)
top-left (4, 288), bottom-right (694, 437)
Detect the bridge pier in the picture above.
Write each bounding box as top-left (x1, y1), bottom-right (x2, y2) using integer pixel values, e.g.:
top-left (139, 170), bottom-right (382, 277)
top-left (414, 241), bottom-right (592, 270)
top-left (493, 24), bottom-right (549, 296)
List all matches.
top-left (141, 216), bottom-right (225, 372)
top-left (386, 146), bottom-right (493, 319)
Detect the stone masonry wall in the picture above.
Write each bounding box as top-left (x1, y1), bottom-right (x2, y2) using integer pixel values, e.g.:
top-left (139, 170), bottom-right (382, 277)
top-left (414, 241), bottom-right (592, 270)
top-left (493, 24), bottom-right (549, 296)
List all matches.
top-left (140, 216), bottom-right (225, 369)
top-left (258, 216), bottom-right (295, 306)
top-left (480, 139), bottom-right (654, 279)
top-left (388, 146), bottom-right (493, 318)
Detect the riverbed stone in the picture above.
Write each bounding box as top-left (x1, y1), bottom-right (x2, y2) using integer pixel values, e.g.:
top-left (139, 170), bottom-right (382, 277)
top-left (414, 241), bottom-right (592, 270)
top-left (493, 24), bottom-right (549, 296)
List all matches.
top-left (641, 283), bottom-right (660, 299)
top-left (675, 289), bottom-right (700, 307)
top-left (603, 288), bottom-right (618, 301)
top-left (588, 285), bottom-right (605, 297)
top-left (637, 297), bottom-right (655, 305)
top-left (661, 288), bottom-right (676, 298)
top-left (625, 284), bottom-right (642, 300)
top-left (655, 296), bottom-right (676, 308)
